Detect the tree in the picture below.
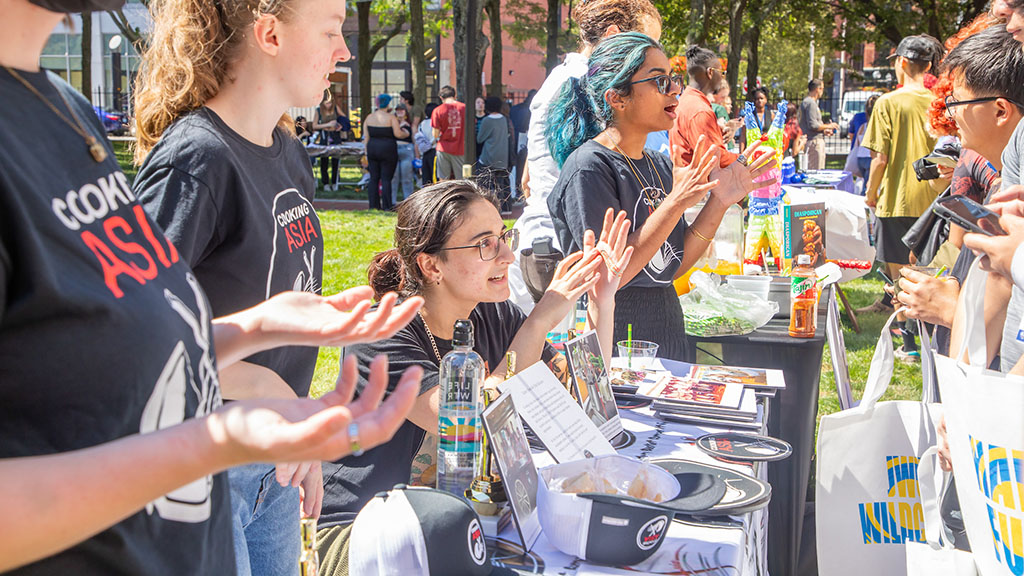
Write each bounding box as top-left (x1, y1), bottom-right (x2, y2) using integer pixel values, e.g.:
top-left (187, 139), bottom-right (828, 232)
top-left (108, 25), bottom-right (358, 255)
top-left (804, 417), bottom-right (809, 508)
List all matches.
top-left (409, 0), bottom-right (427, 116)
top-left (544, 0), bottom-right (560, 72)
top-left (356, 0), bottom-right (407, 118)
top-left (108, 6), bottom-right (147, 53)
top-left (817, 0), bottom-right (990, 46)
top-left (725, 0), bottom-right (746, 104)
top-left (485, 0), bottom-right (503, 97)
top-left (452, 0), bottom-right (489, 100)
top-left (81, 11), bottom-right (92, 101)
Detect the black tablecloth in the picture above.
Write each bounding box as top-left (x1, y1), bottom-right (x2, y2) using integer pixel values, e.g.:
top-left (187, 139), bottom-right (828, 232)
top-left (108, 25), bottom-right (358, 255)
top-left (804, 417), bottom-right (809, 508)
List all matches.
top-left (683, 289), bottom-right (829, 576)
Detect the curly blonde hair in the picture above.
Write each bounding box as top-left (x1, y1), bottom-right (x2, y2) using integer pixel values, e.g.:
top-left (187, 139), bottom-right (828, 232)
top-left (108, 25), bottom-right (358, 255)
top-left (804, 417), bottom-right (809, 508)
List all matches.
top-left (133, 0), bottom-right (296, 164)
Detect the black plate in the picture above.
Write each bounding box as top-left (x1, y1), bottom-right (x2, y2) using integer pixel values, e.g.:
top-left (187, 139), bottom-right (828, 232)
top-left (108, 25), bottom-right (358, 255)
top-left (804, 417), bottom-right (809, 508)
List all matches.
top-left (651, 458), bottom-right (771, 516)
top-left (609, 429), bottom-right (637, 450)
top-left (696, 432), bottom-right (792, 463)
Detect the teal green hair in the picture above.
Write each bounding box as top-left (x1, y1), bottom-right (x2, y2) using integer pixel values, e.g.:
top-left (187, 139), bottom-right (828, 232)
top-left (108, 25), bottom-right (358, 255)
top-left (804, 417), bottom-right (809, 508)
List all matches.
top-left (545, 32), bottom-right (664, 168)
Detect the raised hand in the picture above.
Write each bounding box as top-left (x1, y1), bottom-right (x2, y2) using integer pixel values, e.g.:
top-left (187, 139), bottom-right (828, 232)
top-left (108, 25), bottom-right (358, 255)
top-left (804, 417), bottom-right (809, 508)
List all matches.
top-left (207, 354), bottom-right (422, 469)
top-left (669, 136), bottom-right (720, 208)
top-left (582, 208), bottom-right (634, 306)
top-left (709, 140), bottom-right (778, 207)
top-left (248, 287), bottom-right (424, 349)
top-left (532, 248), bottom-right (603, 330)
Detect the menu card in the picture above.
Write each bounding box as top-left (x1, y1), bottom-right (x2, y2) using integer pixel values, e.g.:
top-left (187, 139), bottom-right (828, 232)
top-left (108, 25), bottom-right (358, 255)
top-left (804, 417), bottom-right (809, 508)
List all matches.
top-left (499, 362), bottom-right (615, 463)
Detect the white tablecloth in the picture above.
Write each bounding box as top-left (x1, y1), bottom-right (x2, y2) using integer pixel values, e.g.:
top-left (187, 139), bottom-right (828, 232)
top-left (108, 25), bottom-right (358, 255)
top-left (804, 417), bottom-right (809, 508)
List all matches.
top-left (493, 358), bottom-right (769, 575)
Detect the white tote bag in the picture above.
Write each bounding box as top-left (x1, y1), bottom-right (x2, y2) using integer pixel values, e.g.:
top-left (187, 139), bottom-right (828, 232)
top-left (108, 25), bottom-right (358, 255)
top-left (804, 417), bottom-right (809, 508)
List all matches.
top-left (817, 311), bottom-right (944, 576)
top-left (935, 261), bottom-right (1024, 576)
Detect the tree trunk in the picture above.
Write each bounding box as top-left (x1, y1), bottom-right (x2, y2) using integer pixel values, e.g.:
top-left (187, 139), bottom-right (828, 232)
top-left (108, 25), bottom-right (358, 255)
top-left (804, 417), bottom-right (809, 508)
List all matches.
top-left (358, 2), bottom-right (372, 120)
top-left (357, 3), bottom-right (407, 121)
top-left (745, 0), bottom-right (762, 101)
top-left (486, 0), bottom-right (503, 98)
top-left (545, 0), bottom-right (560, 73)
top-left (700, 0), bottom-right (714, 46)
top-left (745, 26), bottom-right (760, 99)
top-left (726, 0), bottom-right (746, 104)
top-left (453, 0), bottom-right (488, 100)
top-left (409, 0), bottom-right (427, 117)
top-left (686, 0), bottom-right (704, 46)
top-left (81, 12), bottom-right (92, 102)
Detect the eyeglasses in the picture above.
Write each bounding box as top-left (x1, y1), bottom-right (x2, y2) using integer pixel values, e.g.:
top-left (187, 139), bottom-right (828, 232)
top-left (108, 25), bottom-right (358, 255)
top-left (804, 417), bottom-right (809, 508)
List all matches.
top-left (439, 228), bottom-right (519, 261)
top-left (943, 95), bottom-right (1015, 119)
top-left (629, 74), bottom-right (683, 95)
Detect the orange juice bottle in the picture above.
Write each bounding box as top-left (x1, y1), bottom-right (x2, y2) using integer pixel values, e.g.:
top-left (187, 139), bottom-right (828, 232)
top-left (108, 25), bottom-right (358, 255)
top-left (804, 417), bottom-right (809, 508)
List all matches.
top-left (788, 254), bottom-right (817, 338)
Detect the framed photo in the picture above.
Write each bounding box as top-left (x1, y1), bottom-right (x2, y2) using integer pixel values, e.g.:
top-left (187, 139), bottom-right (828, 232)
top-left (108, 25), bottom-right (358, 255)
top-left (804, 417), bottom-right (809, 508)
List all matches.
top-left (563, 330), bottom-right (623, 440)
top-left (482, 391), bottom-right (542, 551)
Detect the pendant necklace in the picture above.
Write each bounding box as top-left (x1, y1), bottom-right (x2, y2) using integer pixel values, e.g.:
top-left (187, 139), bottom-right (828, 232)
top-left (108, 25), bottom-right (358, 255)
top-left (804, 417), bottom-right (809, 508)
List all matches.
top-left (4, 66), bottom-right (108, 163)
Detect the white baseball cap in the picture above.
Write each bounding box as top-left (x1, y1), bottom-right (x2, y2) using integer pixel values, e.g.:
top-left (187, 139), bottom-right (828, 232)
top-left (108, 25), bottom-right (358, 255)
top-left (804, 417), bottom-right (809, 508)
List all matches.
top-left (349, 485), bottom-right (516, 576)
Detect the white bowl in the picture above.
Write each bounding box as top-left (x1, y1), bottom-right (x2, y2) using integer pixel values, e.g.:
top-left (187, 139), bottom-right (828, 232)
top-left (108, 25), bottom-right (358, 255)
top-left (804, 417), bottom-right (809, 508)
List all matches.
top-left (726, 274), bottom-right (772, 301)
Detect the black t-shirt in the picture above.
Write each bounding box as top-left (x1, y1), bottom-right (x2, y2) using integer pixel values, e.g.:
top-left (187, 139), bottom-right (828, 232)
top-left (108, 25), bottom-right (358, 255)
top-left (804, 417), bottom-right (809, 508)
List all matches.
top-left (547, 140), bottom-right (687, 288)
top-left (0, 70), bottom-right (233, 574)
top-left (319, 300), bottom-right (556, 527)
top-left (136, 108), bottom-right (323, 398)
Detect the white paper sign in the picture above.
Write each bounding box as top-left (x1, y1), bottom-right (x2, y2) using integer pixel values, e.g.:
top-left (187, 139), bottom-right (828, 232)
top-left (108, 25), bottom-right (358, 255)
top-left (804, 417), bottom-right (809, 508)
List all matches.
top-left (499, 362), bottom-right (615, 463)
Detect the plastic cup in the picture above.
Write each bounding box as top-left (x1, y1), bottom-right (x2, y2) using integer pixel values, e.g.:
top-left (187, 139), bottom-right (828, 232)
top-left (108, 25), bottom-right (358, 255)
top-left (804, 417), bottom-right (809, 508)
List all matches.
top-left (616, 340), bottom-right (659, 370)
top-left (894, 266), bottom-right (941, 299)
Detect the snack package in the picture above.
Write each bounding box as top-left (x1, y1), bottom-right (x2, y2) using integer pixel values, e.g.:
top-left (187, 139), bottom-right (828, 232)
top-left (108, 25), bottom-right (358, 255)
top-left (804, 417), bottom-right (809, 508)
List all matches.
top-left (679, 271), bottom-right (779, 337)
top-left (548, 457), bottom-right (670, 503)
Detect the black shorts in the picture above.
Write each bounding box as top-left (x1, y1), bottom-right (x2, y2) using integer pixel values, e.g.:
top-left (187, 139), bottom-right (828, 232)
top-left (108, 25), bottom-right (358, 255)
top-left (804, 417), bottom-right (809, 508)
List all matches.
top-left (875, 216), bottom-right (918, 265)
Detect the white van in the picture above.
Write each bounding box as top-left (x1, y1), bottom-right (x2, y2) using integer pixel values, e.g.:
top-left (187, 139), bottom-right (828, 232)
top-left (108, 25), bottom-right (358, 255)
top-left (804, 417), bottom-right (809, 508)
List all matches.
top-left (839, 91), bottom-right (882, 137)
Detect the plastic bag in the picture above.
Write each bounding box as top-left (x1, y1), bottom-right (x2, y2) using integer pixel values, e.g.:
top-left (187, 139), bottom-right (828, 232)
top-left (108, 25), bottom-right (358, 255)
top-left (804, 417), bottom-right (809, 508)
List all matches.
top-left (679, 271), bottom-right (779, 337)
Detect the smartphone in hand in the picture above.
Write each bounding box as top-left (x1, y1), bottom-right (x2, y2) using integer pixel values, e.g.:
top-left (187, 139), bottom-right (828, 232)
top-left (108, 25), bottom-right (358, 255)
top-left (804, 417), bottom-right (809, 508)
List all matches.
top-left (933, 195), bottom-right (1007, 236)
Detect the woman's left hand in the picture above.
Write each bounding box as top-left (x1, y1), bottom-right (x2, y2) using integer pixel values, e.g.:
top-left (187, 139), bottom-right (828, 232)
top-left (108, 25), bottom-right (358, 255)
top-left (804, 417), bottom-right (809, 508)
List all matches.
top-left (583, 208), bottom-right (634, 306)
top-left (709, 140), bottom-right (778, 207)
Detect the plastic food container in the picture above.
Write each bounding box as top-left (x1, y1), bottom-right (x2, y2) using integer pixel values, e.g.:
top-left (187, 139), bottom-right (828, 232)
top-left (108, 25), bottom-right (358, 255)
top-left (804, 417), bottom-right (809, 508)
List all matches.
top-left (726, 275), bottom-right (772, 301)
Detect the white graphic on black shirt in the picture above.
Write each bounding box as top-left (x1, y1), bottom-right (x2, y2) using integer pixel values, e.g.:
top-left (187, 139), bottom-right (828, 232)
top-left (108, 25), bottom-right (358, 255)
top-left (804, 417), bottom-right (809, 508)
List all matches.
top-left (141, 272), bottom-right (222, 523)
top-left (267, 189), bottom-right (322, 298)
top-left (631, 187), bottom-right (681, 284)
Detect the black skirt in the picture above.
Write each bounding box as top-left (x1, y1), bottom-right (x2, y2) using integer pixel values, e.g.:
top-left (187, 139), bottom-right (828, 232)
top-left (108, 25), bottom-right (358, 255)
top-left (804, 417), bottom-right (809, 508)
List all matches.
top-left (613, 285), bottom-right (690, 362)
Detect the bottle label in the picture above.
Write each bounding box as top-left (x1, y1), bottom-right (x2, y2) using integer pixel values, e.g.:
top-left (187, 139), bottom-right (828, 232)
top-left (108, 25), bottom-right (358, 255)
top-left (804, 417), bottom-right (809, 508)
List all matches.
top-left (791, 275), bottom-right (815, 298)
top-left (438, 403), bottom-right (482, 452)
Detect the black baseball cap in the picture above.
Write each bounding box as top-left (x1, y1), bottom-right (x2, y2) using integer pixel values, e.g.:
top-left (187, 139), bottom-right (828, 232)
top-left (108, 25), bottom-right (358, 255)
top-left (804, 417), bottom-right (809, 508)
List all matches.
top-left (349, 485), bottom-right (516, 575)
top-left (887, 35), bottom-right (941, 62)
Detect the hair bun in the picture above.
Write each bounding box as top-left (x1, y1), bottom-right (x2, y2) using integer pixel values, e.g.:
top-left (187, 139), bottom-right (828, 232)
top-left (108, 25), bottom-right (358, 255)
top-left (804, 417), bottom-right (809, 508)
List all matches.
top-left (368, 248), bottom-right (405, 300)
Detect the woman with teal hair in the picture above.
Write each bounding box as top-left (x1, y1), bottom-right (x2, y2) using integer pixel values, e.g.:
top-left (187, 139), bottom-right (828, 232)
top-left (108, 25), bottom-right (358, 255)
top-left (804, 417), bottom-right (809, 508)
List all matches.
top-left (546, 32), bottom-right (776, 360)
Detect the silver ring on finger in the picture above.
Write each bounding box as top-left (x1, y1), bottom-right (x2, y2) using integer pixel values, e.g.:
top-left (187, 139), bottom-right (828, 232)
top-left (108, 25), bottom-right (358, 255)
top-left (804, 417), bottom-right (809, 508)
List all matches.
top-left (348, 421), bottom-right (364, 457)
top-left (736, 154), bottom-right (749, 167)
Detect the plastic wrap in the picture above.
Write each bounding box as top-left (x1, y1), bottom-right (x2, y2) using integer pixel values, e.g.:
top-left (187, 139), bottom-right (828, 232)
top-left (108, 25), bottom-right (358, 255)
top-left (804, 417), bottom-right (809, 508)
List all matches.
top-left (679, 271), bottom-right (779, 337)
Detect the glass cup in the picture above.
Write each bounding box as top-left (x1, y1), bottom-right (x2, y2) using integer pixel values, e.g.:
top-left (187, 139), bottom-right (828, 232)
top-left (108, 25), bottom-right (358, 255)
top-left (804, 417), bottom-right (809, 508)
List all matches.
top-left (616, 340), bottom-right (659, 370)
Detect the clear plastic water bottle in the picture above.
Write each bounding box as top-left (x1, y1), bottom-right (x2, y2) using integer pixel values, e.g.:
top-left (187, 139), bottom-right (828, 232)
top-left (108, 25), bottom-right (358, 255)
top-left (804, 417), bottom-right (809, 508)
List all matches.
top-left (436, 319), bottom-right (485, 497)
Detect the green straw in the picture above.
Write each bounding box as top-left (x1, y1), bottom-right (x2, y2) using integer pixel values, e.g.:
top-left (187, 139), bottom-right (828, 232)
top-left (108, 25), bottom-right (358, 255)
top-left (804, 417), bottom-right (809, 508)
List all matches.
top-left (627, 324), bottom-right (633, 369)
top-left (934, 265), bottom-right (948, 278)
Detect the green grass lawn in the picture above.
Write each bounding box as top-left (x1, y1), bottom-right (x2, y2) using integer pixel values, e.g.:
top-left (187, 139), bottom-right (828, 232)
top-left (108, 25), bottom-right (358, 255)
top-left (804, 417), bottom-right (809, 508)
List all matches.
top-left (308, 210), bottom-right (923, 415)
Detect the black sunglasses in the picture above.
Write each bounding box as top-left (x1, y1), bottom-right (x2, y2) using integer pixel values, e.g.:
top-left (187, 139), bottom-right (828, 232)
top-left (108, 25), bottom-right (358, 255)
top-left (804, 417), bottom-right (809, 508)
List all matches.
top-left (629, 74), bottom-right (683, 95)
top-left (439, 228), bottom-right (519, 261)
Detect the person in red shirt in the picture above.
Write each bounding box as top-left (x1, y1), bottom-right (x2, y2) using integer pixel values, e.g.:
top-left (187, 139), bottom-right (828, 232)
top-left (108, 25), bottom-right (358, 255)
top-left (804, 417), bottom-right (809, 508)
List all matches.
top-left (669, 46), bottom-right (738, 168)
top-left (431, 85), bottom-right (467, 180)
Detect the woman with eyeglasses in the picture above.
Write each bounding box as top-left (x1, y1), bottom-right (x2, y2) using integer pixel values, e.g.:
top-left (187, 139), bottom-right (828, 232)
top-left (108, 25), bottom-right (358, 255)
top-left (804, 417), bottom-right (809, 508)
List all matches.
top-left (546, 32), bottom-right (776, 361)
top-left (317, 180), bottom-right (631, 540)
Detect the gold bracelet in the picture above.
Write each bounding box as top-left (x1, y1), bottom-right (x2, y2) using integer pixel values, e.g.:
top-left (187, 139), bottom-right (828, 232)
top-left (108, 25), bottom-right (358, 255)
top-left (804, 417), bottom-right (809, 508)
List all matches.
top-left (689, 227), bottom-right (713, 242)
